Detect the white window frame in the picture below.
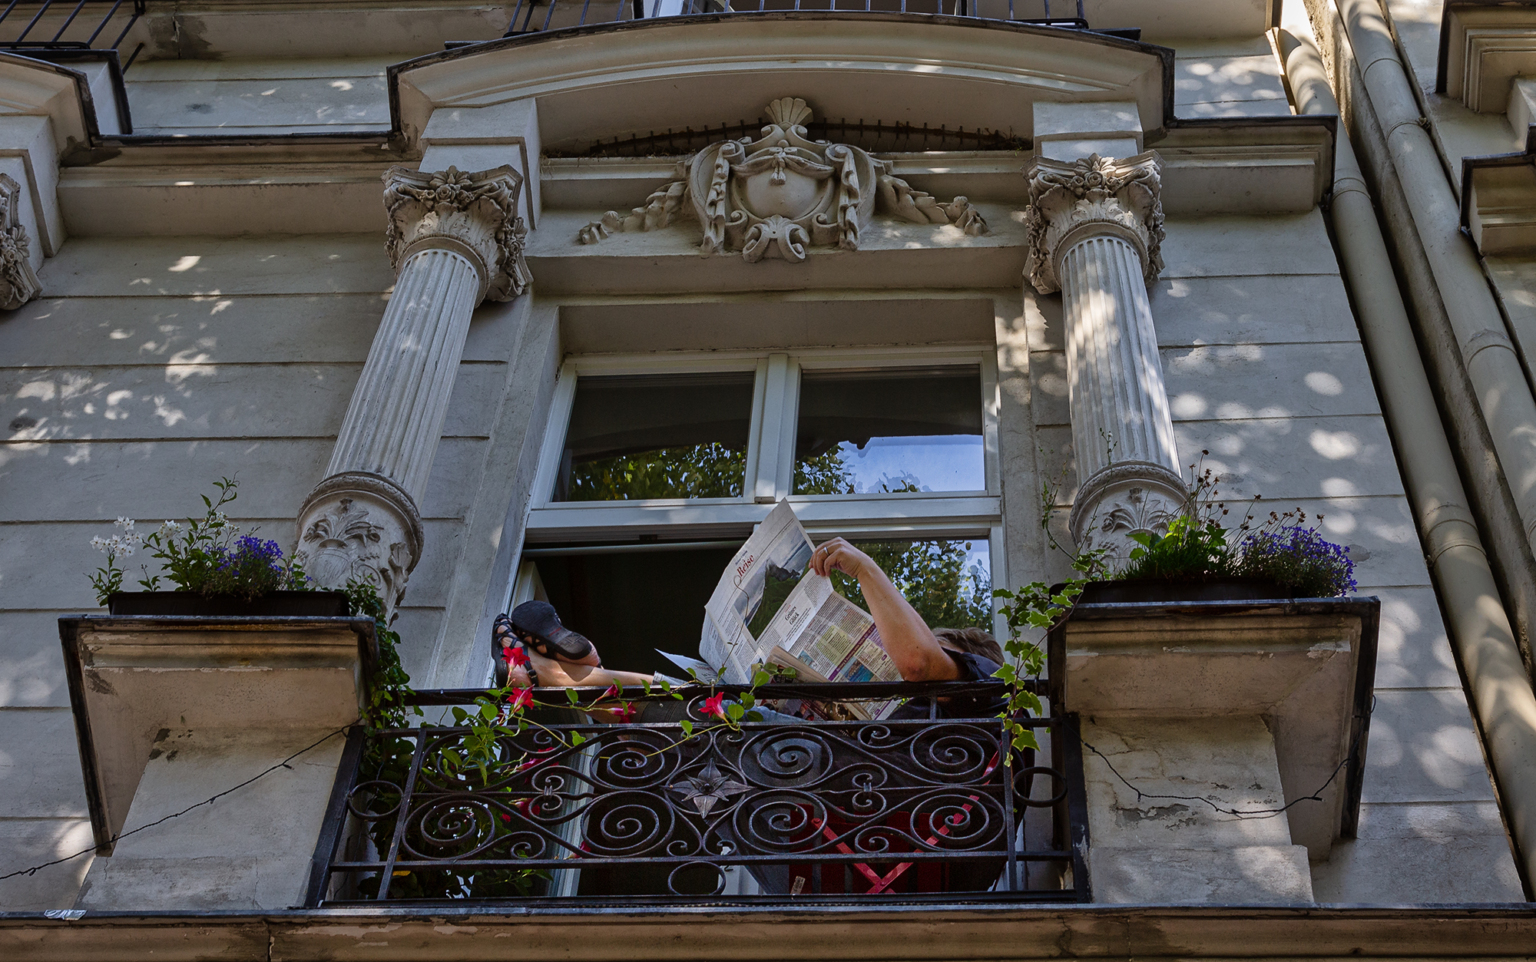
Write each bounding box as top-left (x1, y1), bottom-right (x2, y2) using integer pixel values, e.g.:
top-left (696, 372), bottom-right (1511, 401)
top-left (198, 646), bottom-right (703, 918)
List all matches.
top-left (517, 345), bottom-right (1007, 639)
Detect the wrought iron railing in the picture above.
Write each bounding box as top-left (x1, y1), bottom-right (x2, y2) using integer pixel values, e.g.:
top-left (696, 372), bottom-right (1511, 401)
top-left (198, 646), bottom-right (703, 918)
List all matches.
top-left (504, 0), bottom-right (1086, 38)
top-left (0, 1), bottom-right (143, 65)
top-left (307, 680), bottom-right (1088, 906)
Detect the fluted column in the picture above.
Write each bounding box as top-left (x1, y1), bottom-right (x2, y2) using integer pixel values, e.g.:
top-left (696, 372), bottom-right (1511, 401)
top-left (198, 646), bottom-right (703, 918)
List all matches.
top-left (295, 165), bottom-right (530, 609)
top-left (1025, 151), bottom-right (1185, 560)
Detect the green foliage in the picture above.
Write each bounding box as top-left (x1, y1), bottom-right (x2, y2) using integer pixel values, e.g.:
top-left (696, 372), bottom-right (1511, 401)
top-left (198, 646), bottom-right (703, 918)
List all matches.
top-left (344, 579), bottom-right (421, 730)
top-left (566, 443), bottom-right (746, 500)
top-left (88, 479), bottom-right (310, 605)
top-left (1118, 514), bottom-right (1235, 581)
top-left (793, 448), bottom-right (857, 495)
top-left (830, 539), bottom-right (993, 630)
top-left (991, 546), bottom-right (1107, 758)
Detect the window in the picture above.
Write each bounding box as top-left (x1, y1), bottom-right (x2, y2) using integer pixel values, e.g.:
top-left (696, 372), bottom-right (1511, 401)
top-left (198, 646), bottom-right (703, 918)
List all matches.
top-left (508, 348), bottom-right (1003, 682)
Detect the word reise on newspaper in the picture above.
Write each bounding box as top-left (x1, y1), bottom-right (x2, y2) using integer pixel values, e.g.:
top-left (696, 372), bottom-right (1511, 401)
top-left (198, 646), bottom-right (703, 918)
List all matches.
top-left (699, 501), bottom-right (900, 720)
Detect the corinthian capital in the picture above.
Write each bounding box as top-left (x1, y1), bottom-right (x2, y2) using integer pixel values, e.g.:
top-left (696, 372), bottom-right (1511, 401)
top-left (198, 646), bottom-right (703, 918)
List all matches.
top-left (383, 165), bottom-right (531, 302)
top-left (0, 173), bottom-right (40, 311)
top-left (1023, 151), bottom-right (1164, 295)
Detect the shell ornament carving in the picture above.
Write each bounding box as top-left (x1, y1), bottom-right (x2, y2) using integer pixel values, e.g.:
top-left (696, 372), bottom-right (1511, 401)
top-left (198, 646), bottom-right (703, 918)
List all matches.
top-left (579, 97), bottom-right (987, 263)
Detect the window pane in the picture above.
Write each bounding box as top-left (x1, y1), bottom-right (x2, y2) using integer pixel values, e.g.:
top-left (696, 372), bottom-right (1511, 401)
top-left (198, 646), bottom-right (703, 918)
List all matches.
top-left (794, 367), bottom-right (984, 495)
top-left (829, 538), bottom-right (993, 630)
top-left (555, 372), bottom-right (755, 501)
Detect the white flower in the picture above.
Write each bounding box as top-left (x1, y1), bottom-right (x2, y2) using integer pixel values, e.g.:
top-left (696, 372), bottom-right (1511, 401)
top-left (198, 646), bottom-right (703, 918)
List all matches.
top-left (116, 538), bottom-right (136, 559)
top-left (114, 517), bottom-right (136, 533)
top-left (90, 535), bottom-right (109, 552)
top-left (159, 520), bottom-right (182, 535)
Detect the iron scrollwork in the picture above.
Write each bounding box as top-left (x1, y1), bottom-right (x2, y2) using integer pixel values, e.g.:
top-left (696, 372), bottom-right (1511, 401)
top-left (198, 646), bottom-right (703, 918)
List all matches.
top-left (316, 689), bottom-right (1081, 905)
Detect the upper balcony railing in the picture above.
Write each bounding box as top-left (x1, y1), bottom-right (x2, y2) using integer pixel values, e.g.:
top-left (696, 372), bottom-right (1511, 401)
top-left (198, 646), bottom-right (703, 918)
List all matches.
top-left (307, 678), bottom-right (1088, 906)
top-left (503, 0), bottom-right (1086, 38)
top-left (0, 1), bottom-right (144, 66)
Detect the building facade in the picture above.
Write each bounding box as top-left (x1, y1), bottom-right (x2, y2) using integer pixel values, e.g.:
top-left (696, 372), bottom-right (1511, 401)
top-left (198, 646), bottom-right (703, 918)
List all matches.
top-left (2, 0), bottom-right (1536, 955)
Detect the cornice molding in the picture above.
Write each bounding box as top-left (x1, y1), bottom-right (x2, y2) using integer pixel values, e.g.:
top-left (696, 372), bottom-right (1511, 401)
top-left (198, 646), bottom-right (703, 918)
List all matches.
top-left (6, 904), bottom-right (1536, 959)
top-left (1439, 2), bottom-right (1536, 111)
top-left (391, 15), bottom-right (1173, 153)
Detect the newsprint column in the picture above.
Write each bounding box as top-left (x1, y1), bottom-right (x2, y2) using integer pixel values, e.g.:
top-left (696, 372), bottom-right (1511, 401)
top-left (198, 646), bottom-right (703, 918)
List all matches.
top-left (295, 166), bottom-right (530, 610)
top-left (1025, 149), bottom-right (1184, 559)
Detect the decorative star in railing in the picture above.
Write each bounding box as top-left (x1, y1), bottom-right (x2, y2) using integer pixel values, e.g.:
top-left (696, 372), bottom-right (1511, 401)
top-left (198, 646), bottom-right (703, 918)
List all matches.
top-left (669, 759), bottom-right (749, 817)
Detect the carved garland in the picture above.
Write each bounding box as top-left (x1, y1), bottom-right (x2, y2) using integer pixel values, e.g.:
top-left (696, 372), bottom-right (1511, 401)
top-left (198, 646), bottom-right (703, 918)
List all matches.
top-left (383, 165), bottom-right (531, 302)
top-left (579, 98), bottom-right (988, 263)
top-left (1023, 152), bottom-right (1165, 295)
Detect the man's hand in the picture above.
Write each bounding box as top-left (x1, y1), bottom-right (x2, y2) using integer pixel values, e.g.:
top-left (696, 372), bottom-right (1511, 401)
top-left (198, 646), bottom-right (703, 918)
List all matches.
top-left (810, 536), bottom-right (874, 581)
top-left (810, 536), bottom-right (960, 682)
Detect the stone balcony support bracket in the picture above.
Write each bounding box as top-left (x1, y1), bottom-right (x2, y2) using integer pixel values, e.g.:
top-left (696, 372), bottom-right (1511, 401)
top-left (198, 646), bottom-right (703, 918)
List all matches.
top-left (1053, 597), bottom-right (1380, 904)
top-left (295, 165), bottom-right (529, 609)
top-left (57, 615), bottom-right (378, 857)
top-left (1023, 150), bottom-right (1185, 558)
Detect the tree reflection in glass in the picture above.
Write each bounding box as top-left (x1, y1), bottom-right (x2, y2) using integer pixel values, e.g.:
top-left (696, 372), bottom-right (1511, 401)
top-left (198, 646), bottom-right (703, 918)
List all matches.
top-left (794, 367), bottom-right (985, 495)
top-left (556, 372), bottom-right (755, 501)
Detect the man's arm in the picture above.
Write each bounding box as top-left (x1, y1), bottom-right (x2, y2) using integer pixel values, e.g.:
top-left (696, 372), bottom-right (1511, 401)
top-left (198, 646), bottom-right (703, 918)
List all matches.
top-left (809, 537), bottom-right (960, 682)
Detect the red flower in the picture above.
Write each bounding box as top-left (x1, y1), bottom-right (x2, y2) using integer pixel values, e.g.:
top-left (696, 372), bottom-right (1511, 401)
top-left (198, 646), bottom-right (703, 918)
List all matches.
top-left (613, 702), bottom-right (640, 724)
top-left (503, 645), bottom-right (529, 668)
top-left (702, 693), bottom-right (728, 720)
top-left (499, 813), bottom-right (512, 823)
top-left (507, 687), bottom-right (534, 712)
top-left (601, 684), bottom-right (620, 701)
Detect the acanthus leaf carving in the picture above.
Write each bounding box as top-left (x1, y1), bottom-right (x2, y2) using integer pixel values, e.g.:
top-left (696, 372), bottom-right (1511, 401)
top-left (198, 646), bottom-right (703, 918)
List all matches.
top-left (577, 97), bottom-right (987, 262)
top-left (1067, 460), bottom-right (1189, 565)
top-left (0, 173), bottom-right (40, 311)
top-left (1023, 151), bottom-right (1164, 295)
top-left (384, 165), bottom-right (530, 302)
top-left (294, 473), bottom-right (424, 614)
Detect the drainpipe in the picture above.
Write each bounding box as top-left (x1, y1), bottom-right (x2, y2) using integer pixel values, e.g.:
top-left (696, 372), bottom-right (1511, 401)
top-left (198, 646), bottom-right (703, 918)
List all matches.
top-left (1324, 0), bottom-right (1536, 565)
top-left (1281, 25), bottom-right (1536, 895)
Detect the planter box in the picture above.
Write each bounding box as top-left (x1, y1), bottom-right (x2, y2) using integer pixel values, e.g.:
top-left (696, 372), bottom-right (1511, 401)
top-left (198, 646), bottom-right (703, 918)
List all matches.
top-left (1047, 587), bottom-right (1379, 904)
top-left (106, 590), bottom-right (349, 618)
top-left (1074, 577), bottom-right (1293, 605)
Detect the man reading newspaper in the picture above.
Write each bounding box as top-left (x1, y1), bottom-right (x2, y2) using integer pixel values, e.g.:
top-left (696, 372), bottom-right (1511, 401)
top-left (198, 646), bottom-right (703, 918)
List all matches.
top-left (498, 501), bottom-right (1005, 721)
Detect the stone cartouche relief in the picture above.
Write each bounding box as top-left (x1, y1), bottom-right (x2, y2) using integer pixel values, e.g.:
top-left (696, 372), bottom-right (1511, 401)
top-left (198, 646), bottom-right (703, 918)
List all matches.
top-left (384, 164), bottom-right (531, 301)
top-left (1024, 151), bottom-right (1185, 562)
top-left (578, 97), bottom-right (987, 262)
top-left (0, 173), bottom-right (40, 310)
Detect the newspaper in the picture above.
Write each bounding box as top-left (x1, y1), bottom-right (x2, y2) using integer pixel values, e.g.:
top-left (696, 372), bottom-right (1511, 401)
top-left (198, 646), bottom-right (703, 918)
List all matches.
top-left (699, 500), bottom-right (901, 719)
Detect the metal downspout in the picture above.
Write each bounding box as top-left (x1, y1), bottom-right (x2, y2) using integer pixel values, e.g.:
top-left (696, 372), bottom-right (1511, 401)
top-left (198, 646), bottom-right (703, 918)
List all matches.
top-left (1280, 23), bottom-right (1536, 895)
top-left (1327, 0), bottom-right (1536, 558)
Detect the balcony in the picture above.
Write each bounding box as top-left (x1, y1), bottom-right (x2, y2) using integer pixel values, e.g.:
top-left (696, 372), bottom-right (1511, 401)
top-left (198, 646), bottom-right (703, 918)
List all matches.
top-left (306, 680), bottom-right (1087, 906)
top-left (499, 0), bottom-right (1089, 38)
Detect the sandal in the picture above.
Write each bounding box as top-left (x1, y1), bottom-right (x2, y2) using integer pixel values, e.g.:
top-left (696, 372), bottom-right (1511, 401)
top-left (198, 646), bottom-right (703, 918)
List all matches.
top-left (510, 600), bottom-right (600, 666)
top-left (492, 613), bottom-right (539, 688)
